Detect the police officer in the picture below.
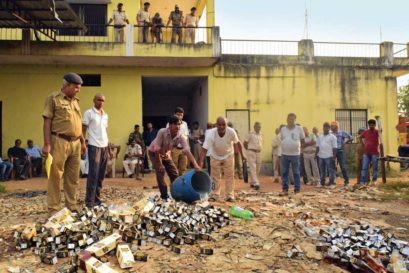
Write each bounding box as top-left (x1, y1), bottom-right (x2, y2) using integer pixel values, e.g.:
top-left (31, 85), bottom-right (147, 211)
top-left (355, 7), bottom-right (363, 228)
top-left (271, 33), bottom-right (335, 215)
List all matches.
top-left (42, 73), bottom-right (86, 215)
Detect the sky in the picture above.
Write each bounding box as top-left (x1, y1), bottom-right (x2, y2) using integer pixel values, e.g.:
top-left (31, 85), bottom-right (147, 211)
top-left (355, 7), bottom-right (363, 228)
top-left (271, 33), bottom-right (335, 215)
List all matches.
top-left (214, 0), bottom-right (409, 87)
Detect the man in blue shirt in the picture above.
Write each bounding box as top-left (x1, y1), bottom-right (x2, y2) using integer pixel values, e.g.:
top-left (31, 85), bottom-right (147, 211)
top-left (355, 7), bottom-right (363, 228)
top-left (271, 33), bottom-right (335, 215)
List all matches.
top-left (330, 121), bottom-right (352, 186)
top-left (0, 158), bottom-right (13, 181)
top-left (26, 139), bottom-right (43, 177)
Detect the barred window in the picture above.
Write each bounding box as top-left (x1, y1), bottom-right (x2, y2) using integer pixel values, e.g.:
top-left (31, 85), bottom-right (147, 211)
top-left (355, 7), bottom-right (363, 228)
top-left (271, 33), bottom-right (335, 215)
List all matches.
top-left (335, 109), bottom-right (367, 142)
top-left (59, 4), bottom-right (107, 36)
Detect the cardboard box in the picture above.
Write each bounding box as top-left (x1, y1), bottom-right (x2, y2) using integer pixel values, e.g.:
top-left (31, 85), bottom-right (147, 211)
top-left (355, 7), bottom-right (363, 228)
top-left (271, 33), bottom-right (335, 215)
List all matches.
top-left (85, 257), bottom-right (118, 273)
top-left (44, 208), bottom-right (74, 229)
top-left (86, 233), bottom-right (121, 257)
top-left (116, 244), bottom-right (135, 269)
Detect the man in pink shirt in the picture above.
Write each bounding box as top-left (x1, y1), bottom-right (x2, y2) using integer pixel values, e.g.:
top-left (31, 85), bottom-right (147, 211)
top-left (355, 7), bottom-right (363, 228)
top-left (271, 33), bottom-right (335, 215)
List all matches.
top-left (148, 115), bottom-right (201, 200)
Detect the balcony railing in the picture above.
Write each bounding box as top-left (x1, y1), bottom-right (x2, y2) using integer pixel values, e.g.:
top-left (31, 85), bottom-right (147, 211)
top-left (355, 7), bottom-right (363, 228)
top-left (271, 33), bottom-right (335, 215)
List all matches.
top-left (0, 25), bottom-right (213, 45)
top-left (394, 43), bottom-right (408, 58)
top-left (221, 39), bottom-right (298, 56)
top-left (314, 41), bottom-right (380, 58)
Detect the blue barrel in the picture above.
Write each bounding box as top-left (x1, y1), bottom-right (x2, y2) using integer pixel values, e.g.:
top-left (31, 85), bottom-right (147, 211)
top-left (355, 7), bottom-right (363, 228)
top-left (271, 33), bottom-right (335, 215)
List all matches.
top-left (171, 170), bottom-right (212, 203)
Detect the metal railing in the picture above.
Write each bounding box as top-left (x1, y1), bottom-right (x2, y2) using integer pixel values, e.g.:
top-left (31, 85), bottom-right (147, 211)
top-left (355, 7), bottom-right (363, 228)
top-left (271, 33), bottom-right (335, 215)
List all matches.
top-left (314, 41), bottom-right (380, 58)
top-left (0, 28), bottom-right (22, 40)
top-left (394, 43), bottom-right (408, 58)
top-left (221, 39), bottom-right (298, 55)
top-left (0, 25), bottom-right (213, 45)
top-left (132, 25), bottom-right (212, 45)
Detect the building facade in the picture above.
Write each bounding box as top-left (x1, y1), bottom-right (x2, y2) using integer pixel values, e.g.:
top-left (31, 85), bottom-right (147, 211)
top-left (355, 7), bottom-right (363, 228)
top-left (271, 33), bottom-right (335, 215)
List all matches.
top-left (0, 0), bottom-right (407, 171)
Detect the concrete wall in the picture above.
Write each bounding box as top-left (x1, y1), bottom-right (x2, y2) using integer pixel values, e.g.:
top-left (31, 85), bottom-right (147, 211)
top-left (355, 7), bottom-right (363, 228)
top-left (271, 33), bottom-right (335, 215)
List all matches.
top-left (0, 59), bottom-right (399, 172)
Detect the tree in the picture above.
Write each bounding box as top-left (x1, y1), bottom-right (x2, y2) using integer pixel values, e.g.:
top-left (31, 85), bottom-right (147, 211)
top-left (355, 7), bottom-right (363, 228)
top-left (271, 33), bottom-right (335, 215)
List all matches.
top-left (398, 83), bottom-right (409, 117)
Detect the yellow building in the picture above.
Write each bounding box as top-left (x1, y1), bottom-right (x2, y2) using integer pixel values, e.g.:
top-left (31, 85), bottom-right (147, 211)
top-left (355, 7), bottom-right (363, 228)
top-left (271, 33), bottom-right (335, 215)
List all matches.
top-left (0, 0), bottom-right (408, 172)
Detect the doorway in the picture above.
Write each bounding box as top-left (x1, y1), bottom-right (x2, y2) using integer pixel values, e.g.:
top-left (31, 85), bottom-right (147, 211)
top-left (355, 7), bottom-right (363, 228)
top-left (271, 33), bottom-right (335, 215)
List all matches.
top-left (142, 76), bottom-right (208, 131)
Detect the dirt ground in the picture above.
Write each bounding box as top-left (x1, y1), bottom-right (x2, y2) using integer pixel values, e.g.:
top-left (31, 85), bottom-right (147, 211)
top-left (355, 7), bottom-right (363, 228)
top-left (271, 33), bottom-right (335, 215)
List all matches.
top-left (0, 173), bottom-right (408, 273)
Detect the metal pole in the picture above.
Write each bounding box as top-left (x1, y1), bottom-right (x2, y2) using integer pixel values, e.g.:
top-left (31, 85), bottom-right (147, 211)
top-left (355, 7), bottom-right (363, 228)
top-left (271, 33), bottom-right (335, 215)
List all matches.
top-left (375, 116), bottom-right (387, 183)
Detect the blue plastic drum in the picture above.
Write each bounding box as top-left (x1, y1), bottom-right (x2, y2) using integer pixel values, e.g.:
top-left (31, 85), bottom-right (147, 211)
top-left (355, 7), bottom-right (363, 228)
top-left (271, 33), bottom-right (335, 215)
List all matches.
top-left (171, 170), bottom-right (212, 203)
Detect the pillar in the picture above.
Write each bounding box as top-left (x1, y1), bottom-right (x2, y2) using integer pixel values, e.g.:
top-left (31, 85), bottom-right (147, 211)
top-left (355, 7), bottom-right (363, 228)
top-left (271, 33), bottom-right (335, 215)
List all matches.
top-left (380, 41), bottom-right (394, 67)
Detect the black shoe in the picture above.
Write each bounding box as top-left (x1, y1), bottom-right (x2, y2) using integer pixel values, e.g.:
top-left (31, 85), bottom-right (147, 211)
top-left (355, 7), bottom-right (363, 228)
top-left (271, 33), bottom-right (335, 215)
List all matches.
top-left (161, 194), bottom-right (170, 200)
top-left (254, 185), bottom-right (260, 190)
top-left (294, 189), bottom-right (300, 194)
top-left (19, 175), bottom-right (26, 180)
top-left (279, 191), bottom-right (289, 196)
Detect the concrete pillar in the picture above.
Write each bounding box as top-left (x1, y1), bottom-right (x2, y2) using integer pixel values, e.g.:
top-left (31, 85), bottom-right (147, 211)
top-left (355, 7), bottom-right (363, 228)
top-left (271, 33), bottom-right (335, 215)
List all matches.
top-left (380, 41), bottom-right (394, 66)
top-left (212, 26), bottom-right (221, 57)
top-left (206, 0), bottom-right (215, 27)
top-left (406, 43), bottom-right (409, 59)
top-left (298, 39), bottom-right (314, 63)
top-left (125, 24), bottom-right (134, 56)
top-left (21, 28), bottom-right (31, 55)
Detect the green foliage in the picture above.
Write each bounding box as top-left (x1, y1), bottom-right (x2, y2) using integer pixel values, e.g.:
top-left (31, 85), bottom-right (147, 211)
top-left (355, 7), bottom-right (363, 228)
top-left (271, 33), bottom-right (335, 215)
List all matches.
top-left (398, 83), bottom-right (409, 117)
top-left (0, 184), bottom-right (6, 193)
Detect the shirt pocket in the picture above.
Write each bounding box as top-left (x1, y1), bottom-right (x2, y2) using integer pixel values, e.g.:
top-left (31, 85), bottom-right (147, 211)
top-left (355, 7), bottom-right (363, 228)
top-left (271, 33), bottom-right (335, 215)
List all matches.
top-left (56, 103), bottom-right (72, 121)
top-left (291, 132), bottom-right (300, 141)
top-left (102, 115), bottom-right (108, 128)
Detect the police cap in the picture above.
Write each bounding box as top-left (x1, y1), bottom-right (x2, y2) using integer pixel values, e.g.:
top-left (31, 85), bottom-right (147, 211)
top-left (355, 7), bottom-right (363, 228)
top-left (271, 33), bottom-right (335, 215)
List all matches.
top-left (63, 73), bottom-right (83, 85)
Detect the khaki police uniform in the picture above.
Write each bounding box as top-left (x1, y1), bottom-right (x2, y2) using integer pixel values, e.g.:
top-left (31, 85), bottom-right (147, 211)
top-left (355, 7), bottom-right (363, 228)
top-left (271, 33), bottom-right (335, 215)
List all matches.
top-left (43, 91), bottom-right (82, 211)
top-left (245, 131), bottom-right (263, 187)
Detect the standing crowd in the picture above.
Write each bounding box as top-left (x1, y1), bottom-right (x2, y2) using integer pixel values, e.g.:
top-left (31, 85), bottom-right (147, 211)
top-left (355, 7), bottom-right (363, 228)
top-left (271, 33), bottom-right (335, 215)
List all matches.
top-left (2, 72), bottom-right (379, 216)
top-left (108, 2), bottom-right (200, 44)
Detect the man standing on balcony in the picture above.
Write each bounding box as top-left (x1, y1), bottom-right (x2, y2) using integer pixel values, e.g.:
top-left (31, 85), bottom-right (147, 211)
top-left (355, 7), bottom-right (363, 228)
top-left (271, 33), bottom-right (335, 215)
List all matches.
top-left (108, 3), bottom-right (129, 43)
top-left (136, 2), bottom-right (151, 43)
top-left (184, 7), bottom-right (198, 45)
top-left (166, 4), bottom-right (184, 44)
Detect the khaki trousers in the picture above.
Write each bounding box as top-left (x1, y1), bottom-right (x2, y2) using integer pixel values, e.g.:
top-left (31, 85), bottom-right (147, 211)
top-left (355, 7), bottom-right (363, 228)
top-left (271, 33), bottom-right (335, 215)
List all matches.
top-left (234, 153), bottom-right (243, 178)
top-left (171, 147), bottom-right (187, 175)
top-left (303, 153), bottom-right (320, 184)
top-left (47, 136), bottom-right (81, 211)
top-left (114, 28), bottom-right (124, 43)
top-left (272, 154), bottom-right (280, 179)
top-left (106, 158), bottom-right (116, 178)
top-left (210, 154), bottom-right (235, 198)
top-left (248, 150), bottom-right (261, 186)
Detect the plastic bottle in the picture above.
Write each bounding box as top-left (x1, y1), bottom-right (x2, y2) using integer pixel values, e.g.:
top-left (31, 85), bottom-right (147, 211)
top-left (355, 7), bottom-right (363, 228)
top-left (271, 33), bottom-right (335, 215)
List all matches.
top-left (229, 206), bottom-right (254, 220)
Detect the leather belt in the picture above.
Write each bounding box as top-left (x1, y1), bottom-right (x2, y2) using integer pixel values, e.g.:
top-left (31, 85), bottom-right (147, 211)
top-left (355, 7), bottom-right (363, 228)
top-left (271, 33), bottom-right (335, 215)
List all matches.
top-left (52, 132), bottom-right (80, 142)
top-left (248, 149), bottom-right (261, 153)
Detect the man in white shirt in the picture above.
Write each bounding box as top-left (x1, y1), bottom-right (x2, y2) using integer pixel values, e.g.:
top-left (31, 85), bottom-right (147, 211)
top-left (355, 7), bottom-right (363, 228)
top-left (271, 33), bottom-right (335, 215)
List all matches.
top-left (280, 113), bottom-right (305, 195)
top-left (170, 107), bottom-right (189, 175)
top-left (199, 117), bottom-right (246, 202)
top-left (136, 2), bottom-right (151, 43)
top-left (123, 140), bottom-right (143, 179)
top-left (316, 122), bottom-right (337, 189)
top-left (184, 7), bottom-right (198, 44)
top-left (244, 122), bottom-right (263, 190)
top-left (107, 3), bottom-right (129, 43)
top-left (82, 94), bottom-right (110, 208)
top-left (271, 127), bottom-right (282, 183)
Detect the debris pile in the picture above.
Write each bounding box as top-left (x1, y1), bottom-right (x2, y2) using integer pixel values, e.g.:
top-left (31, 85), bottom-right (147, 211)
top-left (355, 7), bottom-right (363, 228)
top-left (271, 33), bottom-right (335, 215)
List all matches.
top-left (295, 215), bottom-right (409, 272)
top-left (11, 196), bottom-right (231, 272)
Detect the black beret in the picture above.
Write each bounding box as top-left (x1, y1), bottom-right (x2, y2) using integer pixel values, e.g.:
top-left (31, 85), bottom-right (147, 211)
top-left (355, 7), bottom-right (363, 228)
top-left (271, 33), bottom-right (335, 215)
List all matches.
top-left (167, 115), bottom-right (180, 124)
top-left (63, 73), bottom-right (83, 85)
top-left (174, 107), bottom-right (184, 114)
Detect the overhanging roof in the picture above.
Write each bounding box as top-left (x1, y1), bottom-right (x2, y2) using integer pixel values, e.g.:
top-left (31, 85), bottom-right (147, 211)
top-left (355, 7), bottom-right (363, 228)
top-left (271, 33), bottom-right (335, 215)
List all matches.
top-left (0, 0), bottom-right (85, 30)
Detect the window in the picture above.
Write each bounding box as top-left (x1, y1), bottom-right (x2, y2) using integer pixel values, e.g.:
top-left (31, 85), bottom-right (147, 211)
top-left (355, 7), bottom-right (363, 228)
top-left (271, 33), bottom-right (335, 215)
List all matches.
top-left (59, 4), bottom-right (107, 36)
top-left (79, 74), bottom-right (101, 87)
top-left (335, 109), bottom-right (367, 142)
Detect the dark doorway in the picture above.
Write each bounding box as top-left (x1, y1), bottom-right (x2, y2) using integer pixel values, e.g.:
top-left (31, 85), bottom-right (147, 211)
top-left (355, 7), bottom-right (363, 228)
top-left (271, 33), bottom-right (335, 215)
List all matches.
top-left (142, 76), bottom-right (208, 131)
top-left (0, 101), bottom-right (2, 156)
